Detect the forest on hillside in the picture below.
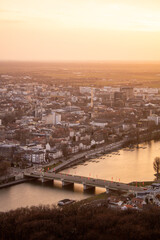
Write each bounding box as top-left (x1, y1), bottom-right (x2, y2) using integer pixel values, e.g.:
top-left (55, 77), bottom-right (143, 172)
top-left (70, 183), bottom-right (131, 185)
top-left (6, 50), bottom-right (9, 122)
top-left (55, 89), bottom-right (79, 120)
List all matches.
top-left (0, 204), bottom-right (160, 240)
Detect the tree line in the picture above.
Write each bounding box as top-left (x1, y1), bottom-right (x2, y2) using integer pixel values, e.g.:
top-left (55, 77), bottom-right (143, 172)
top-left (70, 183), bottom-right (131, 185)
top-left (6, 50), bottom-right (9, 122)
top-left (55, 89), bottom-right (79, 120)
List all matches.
top-left (153, 157), bottom-right (160, 180)
top-left (0, 204), bottom-right (160, 240)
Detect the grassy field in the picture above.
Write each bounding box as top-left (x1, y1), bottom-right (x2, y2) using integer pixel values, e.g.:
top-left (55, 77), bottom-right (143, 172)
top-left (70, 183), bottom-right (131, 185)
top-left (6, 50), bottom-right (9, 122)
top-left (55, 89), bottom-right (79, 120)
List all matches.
top-left (129, 181), bottom-right (154, 187)
top-left (43, 162), bottom-right (61, 171)
top-left (0, 61), bottom-right (160, 87)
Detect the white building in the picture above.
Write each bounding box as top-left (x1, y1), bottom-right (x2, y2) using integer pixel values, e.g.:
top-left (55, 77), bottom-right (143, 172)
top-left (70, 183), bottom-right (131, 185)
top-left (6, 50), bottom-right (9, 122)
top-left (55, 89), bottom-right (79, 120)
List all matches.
top-left (42, 112), bottom-right (61, 125)
top-left (147, 114), bottom-right (160, 125)
top-left (91, 120), bottom-right (108, 128)
top-left (46, 143), bottom-right (51, 151)
top-left (48, 149), bottom-right (63, 160)
top-left (134, 88), bottom-right (159, 94)
top-left (80, 87), bottom-right (95, 94)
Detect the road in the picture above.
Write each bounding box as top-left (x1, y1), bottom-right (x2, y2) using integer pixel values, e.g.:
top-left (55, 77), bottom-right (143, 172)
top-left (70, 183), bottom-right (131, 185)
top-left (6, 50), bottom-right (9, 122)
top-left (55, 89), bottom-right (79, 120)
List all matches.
top-left (51, 140), bottom-right (126, 173)
top-left (24, 170), bottom-right (144, 192)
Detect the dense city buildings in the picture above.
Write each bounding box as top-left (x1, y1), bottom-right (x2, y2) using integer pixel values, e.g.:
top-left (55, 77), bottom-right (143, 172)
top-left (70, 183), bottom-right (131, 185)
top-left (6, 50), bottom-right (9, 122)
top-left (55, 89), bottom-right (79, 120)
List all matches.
top-left (1, 74), bottom-right (160, 166)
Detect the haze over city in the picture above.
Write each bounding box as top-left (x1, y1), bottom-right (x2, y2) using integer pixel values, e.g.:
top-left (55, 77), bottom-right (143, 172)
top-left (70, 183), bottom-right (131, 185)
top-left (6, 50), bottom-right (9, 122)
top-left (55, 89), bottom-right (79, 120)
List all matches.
top-left (1, 1), bottom-right (160, 240)
top-left (0, 0), bottom-right (160, 61)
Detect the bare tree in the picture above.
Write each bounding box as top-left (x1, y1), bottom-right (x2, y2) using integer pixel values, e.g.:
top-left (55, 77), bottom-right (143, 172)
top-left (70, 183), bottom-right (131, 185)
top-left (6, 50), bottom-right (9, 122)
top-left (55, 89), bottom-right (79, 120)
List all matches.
top-left (153, 157), bottom-right (160, 180)
top-left (0, 161), bottom-right (10, 180)
top-left (62, 144), bottom-right (69, 159)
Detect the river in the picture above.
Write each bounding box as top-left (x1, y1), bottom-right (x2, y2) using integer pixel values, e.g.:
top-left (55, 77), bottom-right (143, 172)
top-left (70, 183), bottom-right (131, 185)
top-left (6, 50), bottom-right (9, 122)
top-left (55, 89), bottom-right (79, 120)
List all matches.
top-left (63, 140), bottom-right (157, 183)
top-left (0, 140), bottom-right (158, 212)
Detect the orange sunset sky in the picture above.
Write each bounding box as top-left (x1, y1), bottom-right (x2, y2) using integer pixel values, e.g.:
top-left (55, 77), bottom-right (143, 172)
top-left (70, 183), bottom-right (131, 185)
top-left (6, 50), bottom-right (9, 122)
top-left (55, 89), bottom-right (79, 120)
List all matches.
top-left (0, 0), bottom-right (160, 61)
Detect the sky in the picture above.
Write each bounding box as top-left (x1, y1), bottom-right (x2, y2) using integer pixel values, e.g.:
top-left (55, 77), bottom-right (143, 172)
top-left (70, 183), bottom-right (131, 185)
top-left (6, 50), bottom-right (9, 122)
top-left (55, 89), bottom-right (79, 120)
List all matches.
top-left (0, 0), bottom-right (160, 62)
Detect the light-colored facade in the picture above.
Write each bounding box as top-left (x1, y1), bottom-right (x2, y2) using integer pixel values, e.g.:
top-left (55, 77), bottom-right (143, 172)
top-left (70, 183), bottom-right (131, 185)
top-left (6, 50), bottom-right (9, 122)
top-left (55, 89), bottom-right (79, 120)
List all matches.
top-left (42, 112), bottom-right (61, 125)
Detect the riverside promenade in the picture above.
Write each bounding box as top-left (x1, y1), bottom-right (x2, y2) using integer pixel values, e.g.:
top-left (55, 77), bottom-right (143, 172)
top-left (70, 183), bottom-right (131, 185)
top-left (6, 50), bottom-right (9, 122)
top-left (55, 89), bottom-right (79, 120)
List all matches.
top-left (0, 178), bottom-right (30, 189)
top-left (51, 140), bottom-right (126, 173)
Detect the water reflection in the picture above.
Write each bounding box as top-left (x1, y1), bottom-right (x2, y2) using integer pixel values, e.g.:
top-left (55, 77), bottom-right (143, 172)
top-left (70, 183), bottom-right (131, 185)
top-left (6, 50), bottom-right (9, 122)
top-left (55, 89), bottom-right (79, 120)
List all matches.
top-left (62, 140), bottom-right (157, 183)
top-left (0, 180), bottom-right (93, 212)
top-left (0, 140), bottom-right (159, 212)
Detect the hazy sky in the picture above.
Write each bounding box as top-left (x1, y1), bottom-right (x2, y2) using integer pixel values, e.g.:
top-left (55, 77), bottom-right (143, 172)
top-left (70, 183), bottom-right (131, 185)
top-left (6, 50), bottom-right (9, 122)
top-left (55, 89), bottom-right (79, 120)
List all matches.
top-left (0, 0), bottom-right (160, 61)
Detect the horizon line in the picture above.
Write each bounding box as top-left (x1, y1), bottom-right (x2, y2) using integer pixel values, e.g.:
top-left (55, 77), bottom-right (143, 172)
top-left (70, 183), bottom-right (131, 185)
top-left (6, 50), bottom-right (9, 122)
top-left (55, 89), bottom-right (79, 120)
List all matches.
top-left (0, 59), bottom-right (160, 64)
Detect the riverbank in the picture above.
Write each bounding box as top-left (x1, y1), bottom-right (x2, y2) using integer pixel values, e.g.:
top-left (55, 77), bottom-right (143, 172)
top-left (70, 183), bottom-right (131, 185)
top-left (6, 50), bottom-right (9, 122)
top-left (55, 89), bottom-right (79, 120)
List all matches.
top-left (47, 129), bottom-right (160, 173)
top-left (0, 178), bottom-right (33, 189)
top-left (51, 140), bottom-right (125, 173)
top-left (1, 139), bottom-right (159, 212)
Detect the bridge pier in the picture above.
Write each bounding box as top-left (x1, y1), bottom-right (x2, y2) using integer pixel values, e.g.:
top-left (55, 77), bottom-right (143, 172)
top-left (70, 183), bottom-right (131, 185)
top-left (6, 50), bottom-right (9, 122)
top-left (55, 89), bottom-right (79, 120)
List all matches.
top-left (41, 177), bottom-right (44, 183)
top-left (62, 180), bottom-right (74, 187)
top-left (83, 184), bottom-right (95, 191)
top-left (105, 187), bottom-right (110, 194)
top-left (39, 177), bottom-right (53, 183)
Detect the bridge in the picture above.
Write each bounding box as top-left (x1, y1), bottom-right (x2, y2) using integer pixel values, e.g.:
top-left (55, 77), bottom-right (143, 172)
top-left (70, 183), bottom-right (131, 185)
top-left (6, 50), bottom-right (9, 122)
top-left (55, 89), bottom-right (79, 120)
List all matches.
top-left (24, 170), bottom-right (143, 192)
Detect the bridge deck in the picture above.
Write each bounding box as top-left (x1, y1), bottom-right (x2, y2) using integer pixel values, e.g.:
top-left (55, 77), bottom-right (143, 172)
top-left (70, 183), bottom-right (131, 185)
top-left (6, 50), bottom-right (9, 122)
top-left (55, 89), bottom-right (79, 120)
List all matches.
top-left (24, 171), bottom-right (143, 192)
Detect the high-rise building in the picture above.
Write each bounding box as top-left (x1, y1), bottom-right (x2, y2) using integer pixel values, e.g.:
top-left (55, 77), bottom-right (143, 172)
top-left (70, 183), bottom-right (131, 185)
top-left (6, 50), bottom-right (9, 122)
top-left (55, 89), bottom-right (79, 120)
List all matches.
top-left (120, 87), bottom-right (134, 100)
top-left (91, 88), bottom-right (94, 108)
